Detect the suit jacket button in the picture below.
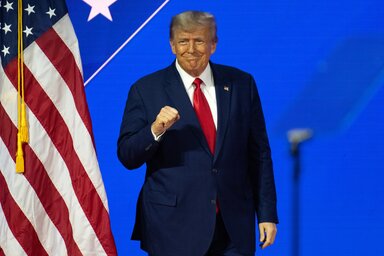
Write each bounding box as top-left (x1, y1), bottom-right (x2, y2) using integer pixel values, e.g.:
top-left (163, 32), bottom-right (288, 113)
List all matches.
top-left (211, 199), bottom-right (216, 205)
top-left (212, 168), bottom-right (218, 173)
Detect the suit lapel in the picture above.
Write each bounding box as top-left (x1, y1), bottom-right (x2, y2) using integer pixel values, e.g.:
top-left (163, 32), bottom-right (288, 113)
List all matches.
top-left (211, 64), bottom-right (232, 162)
top-left (163, 64), bottom-right (212, 156)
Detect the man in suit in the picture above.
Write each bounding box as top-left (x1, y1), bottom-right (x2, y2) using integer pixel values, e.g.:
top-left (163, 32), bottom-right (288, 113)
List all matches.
top-left (117, 10), bottom-right (278, 256)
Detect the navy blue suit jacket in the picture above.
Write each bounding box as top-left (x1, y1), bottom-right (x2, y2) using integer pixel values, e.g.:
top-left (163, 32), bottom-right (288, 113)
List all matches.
top-left (117, 62), bottom-right (278, 256)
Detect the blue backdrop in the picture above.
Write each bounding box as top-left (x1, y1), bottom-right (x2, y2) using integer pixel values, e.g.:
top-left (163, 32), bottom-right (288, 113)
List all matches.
top-left (66, 0), bottom-right (384, 255)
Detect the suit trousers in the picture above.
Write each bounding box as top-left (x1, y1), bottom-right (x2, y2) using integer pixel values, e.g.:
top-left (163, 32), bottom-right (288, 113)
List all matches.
top-left (147, 213), bottom-right (253, 256)
top-left (204, 213), bottom-right (254, 256)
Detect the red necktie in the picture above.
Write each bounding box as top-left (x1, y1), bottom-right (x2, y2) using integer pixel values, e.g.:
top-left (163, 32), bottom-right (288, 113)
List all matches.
top-left (193, 78), bottom-right (216, 154)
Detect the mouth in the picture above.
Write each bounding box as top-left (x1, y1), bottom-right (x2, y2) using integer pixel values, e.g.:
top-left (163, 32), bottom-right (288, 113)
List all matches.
top-left (186, 59), bottom-right (199, 66)
top-left (185, 57), bottom-right (199, 61)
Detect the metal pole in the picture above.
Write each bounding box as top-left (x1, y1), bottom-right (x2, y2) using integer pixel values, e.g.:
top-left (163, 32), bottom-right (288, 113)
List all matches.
top-left (291, 142), bottom-right (301, 256)
top-left (287, 128), bottom-right (313, 256)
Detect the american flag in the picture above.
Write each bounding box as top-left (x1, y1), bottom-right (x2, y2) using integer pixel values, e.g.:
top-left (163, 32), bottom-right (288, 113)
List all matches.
top-left (0, 0), bottom-right (117, 255)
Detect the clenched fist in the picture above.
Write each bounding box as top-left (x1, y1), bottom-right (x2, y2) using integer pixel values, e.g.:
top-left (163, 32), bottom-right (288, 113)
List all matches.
top-left (151, 106), bottom-right (180, 136)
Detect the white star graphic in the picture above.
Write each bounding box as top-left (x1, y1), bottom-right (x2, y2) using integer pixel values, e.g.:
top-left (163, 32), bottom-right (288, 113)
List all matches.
top-left (23, 26), bottom-right (33, 37)
top-left (46, 7), bottom-right (56, 18)
top-left (2, 45), bottom-right (10, 56)
top-left (25, 4), bottom-right (35, 15)
top-left (3, 1), bottom-right (13, 12)
top-left (2, 23), bottom-right (12, 34)
top-left (83, 0), bottom-right (117, 21)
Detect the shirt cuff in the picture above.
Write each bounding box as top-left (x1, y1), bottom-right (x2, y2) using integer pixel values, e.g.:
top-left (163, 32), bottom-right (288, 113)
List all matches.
top-left (151, 129), bottom-right (165, 141)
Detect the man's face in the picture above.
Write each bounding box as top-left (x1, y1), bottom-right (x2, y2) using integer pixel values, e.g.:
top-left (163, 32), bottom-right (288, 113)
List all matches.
top-left (170, 26), bottom-right (217, 77)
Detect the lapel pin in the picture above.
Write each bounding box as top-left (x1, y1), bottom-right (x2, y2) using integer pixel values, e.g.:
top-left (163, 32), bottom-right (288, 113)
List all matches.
top-left (223, 86), bottom-right (229, 91)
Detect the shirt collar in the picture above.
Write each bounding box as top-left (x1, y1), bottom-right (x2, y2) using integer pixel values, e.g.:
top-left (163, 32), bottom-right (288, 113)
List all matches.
top-left (175, 60), bottom-right (213, 90)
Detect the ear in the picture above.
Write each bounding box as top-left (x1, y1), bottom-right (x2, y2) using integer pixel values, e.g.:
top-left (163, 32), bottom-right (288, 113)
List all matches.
top-left (170, 40), bottom-right (176, 54)
top-left (210, 40), bottom-right (217, 54)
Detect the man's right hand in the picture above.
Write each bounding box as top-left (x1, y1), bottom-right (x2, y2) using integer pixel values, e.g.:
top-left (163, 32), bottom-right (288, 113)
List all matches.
top-left (151, 106), bottom-right (180, 136)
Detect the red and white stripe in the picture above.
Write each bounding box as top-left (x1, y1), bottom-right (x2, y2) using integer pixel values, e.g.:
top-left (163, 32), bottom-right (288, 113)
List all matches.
top-left (0, 14), bottom-right (117, 255)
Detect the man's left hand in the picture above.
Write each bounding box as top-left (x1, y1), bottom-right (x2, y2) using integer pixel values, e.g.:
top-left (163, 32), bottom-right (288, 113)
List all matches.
top-left (258, 222), bottom-right (277, 249)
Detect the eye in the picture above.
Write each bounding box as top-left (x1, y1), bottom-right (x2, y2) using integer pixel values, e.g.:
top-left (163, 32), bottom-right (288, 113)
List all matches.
top-left (178, 40), bottom-right (188, 46)
top-left (195, 39), bottom-right (205, 45)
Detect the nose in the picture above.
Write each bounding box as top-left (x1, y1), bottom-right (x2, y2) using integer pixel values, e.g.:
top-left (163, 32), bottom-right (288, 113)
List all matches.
top-left (187, 41), bottom-right (195, 53)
